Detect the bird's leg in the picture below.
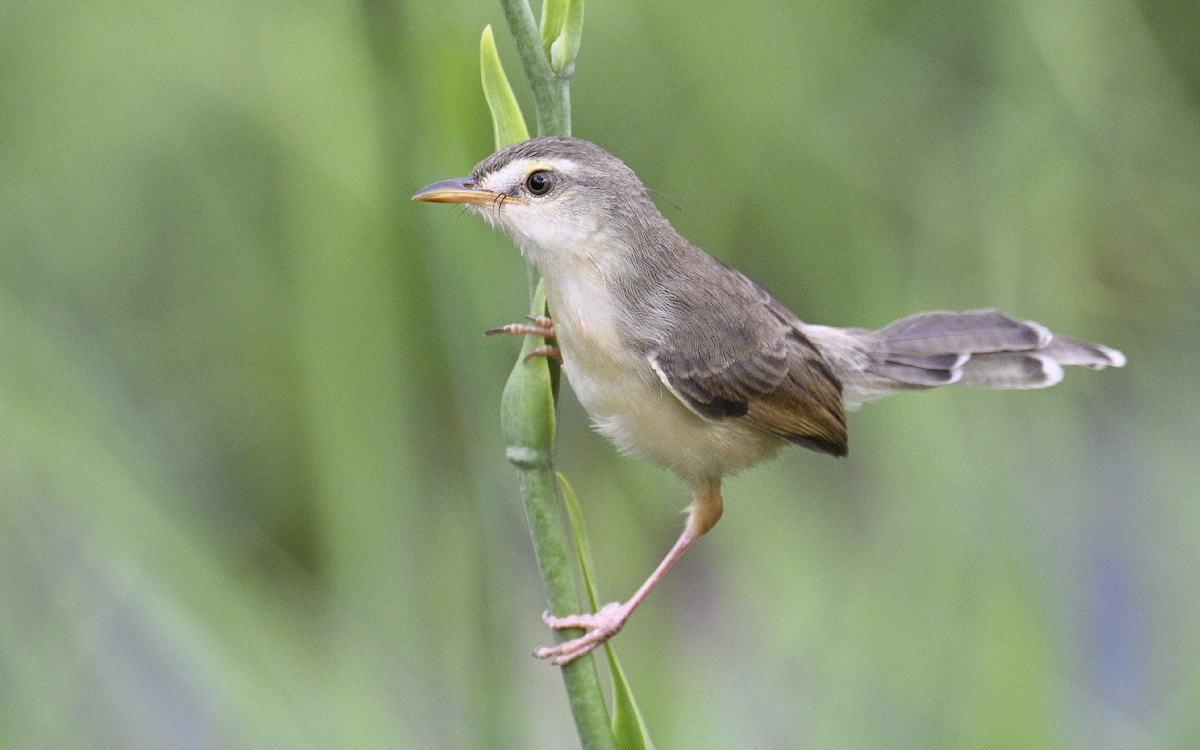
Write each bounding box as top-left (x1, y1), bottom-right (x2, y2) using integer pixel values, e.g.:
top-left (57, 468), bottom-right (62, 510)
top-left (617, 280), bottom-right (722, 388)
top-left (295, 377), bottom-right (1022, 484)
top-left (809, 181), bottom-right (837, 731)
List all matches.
top-left (534, 528), bottom-right (697, 665)
top-left (485, 316), bottom-right (562, 362)
top-left (535, 478), bottom-right (724, 666)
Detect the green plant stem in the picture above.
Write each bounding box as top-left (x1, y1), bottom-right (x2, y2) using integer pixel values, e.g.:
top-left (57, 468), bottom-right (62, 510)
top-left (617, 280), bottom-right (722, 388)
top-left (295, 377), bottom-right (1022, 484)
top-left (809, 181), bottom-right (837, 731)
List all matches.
top-left (498, 0), bottom-right (571, 136)
top-left (493, 3), bottom-right (610, 748)
top-left (500, 285), bottom-right (614, 750)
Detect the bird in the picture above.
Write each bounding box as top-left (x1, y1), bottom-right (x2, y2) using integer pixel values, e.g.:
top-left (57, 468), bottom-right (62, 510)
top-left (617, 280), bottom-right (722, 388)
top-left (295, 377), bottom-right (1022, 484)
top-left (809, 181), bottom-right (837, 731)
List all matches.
top-left (412, 136), bottom-right (1126, 665)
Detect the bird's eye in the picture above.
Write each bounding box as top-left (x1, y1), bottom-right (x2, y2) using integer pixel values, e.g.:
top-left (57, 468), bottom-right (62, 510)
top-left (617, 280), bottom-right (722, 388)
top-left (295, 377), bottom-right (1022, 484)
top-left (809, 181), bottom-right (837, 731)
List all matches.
top-left (525, 170), bottom-right (555, 196)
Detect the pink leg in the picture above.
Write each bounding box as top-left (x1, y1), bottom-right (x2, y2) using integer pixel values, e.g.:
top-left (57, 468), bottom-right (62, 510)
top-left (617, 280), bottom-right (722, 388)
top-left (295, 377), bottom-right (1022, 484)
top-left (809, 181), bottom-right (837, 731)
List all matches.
top-left (535, 526), bottom-right (700, 665)
top-left (540, 477), bottom-right (724, 662)
top-left (534, 479), bottom-right (724, 665)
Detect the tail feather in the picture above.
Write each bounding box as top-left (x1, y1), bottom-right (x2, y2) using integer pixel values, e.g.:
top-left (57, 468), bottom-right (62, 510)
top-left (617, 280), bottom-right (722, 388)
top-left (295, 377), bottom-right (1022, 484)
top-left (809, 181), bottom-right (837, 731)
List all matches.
top-left (955, 352), bottom-right (1064, 389)
top-left (879, 310), bottom-right (1050, 357)
top-left (1039, 334), bottom-right (1127, 369)
top-left (802, 309), bottom-right (1124, 408)
top-left (872, 361), bottom-right (960, 386)
top-left (884, 353), bottom-right (970, 371)
top-left (875, 310), bottom-right (1122, 391)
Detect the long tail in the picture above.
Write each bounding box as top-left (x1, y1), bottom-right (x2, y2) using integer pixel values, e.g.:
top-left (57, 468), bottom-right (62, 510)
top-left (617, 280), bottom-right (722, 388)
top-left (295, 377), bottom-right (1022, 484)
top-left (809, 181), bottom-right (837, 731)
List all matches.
top-left (876, 309), bottom-right (1125, 388)
top-left (805, 309), bottom-right (1125, 408)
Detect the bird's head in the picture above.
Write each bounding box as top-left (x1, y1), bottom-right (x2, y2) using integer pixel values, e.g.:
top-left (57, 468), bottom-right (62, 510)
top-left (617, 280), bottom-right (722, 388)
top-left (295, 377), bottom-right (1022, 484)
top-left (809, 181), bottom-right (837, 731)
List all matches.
top-left (413, 137), bottom-right (668, 270)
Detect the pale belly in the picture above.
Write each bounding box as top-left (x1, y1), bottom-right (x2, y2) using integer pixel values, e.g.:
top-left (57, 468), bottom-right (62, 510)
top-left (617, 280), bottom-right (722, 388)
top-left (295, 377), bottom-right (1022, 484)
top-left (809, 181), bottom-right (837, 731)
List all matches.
top-left (558, 335), bottom-right (784, 486)
top-left (542, 270), bottom-right (783, 485)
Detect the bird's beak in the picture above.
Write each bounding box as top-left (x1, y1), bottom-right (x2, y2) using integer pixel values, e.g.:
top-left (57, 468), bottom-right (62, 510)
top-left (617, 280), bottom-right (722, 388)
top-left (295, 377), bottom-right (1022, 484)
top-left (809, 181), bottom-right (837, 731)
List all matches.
top-left (411, 177), bottom-right (523, 207)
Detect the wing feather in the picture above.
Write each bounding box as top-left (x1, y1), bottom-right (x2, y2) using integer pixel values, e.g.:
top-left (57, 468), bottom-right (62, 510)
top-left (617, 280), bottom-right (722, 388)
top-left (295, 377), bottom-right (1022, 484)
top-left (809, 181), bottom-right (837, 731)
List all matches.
top-left (643, 266), bottom-right (847, 455)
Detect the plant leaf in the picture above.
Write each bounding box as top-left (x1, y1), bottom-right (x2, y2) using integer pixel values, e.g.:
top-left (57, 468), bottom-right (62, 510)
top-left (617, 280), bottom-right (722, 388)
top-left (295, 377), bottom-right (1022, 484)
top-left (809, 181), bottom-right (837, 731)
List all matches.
top-left (558, 474), bottom-right (656, 750)
top-left (558, 473), bottom-right (600, 611)
top-left (480, 25), bottom-right (530, 148)
top-left (605, 648), bottom-right (656, 750)
top-left (542, 0), bottom-right (584, 76)
top-left (539, 0), bottom-right (567, 55)
top-left (560, 0), bottom-right (585, 76)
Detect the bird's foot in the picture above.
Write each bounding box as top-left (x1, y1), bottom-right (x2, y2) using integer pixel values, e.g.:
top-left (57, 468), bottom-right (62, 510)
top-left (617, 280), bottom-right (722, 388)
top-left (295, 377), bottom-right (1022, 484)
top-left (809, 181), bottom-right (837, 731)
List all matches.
top-left (522, 344), bottom-right (562, 363)
top-left (535, 601), bottom-right (630, 666)
top-left (486, 316), bottom-right (561, 362)
top-left (485, 315), bottom-right (555, 339)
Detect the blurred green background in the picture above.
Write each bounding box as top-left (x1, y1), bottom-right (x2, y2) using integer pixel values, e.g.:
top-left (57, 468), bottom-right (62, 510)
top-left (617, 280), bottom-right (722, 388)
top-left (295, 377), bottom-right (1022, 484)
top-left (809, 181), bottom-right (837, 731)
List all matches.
top-left (2, 0), bottom-right (1197, 748)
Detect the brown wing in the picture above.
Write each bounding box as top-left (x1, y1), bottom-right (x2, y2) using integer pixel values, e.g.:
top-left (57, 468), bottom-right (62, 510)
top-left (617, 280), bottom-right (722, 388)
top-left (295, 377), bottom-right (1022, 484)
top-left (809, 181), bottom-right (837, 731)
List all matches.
top-left (647, 270), bottom-right (847, 456)
top-left (742, 332), bottom-right (847, 456)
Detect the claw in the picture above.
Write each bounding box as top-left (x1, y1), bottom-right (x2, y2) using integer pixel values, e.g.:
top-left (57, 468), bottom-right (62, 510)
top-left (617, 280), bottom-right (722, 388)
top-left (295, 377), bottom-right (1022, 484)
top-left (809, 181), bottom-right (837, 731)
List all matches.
top-left (523, 344), bottom-right (563, 363)
top-left (485, 315), bottom-right (555, 339)
top-left (534, 602), bottom-right (629, 665)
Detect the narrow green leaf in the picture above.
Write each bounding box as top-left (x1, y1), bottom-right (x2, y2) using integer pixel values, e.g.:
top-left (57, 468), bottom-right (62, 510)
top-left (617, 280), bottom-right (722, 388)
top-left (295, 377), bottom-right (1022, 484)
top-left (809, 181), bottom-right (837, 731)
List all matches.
top-left (561, 0), bottom-right (585, 76)
top-left (545, 0), bottom-right (584, 76)
top-left (558, 474), bottom-right (657, 750)
top-left (539, 0), bottom-right (567, 55)
top-left (558, 473), bottom-right (601, 611)
top-left (605, 651), bottom-right (655, 750)
top-left (480, 25), bottom-right (530, 149)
